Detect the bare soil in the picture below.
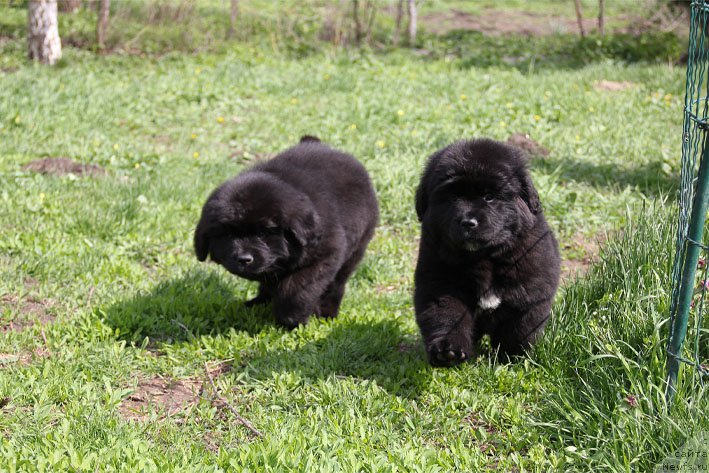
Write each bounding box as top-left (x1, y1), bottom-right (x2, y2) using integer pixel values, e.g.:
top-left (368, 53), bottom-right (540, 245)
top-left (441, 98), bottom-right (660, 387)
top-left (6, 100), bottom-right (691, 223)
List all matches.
top-left (422, 8), bottom-right (599, 37)
top-left (22, 157), bottom-right (106, 176)
top-left (119, 376), bottom-right (203, 421)
top-left (0, 294), bottom-right (55, 332)
top-left (593, 80), bottom-right (637, 91)
top-left (507, 133), bottom-right (550, 157)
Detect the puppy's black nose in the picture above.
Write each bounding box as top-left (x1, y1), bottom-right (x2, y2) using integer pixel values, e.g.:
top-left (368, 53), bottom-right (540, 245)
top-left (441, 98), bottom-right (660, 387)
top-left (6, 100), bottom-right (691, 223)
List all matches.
top-left (461, 218), bottom-right (478, 229)
top-left (237, 254), bottom-right (254, 265)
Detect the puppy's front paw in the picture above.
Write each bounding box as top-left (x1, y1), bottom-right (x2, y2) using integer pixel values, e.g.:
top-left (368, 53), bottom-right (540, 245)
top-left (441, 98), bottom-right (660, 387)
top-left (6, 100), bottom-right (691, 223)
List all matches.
top-left (275, 312), bottom-right (309, 330)
top-left (426, 335), bottom-right (471, 367)
top-left (245, 294), bottom-right (269, 307)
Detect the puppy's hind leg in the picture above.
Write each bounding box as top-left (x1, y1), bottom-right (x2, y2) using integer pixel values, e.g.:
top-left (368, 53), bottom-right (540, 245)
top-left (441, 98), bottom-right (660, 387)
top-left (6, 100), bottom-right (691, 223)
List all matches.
top-left (318, 245), bottom-right (368, 318)
top-left (273, 262), bottom-right (341, 329)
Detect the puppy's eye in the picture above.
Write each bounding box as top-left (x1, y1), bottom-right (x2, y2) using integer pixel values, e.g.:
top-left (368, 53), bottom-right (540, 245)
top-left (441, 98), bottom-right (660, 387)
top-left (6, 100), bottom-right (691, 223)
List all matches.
top-left (483, 194), bottom-right (495, 202)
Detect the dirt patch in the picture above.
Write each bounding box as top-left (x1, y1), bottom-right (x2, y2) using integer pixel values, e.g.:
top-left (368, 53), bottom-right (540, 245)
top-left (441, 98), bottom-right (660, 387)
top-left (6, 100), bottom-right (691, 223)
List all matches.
top-left (507, 133), bottom-right (550, 157)
top-left (0, 294), bottom-right (55, 332)
top-left (22, 157), bottom-right (106, 177)
top-left (119, 376), bottom-right (203, 421)
top-left (561, 233), bottom-right (605, 281)
top-left (593, 80), bottom-right (637, 92)
top-left (0, 348), bottom-right (50, 367)
top-left (422, 8), bottom-right (598, 37)
top-left (464, 411), bottom-right (499, 434)
top-left (119, 362), bottom-right (232, 422)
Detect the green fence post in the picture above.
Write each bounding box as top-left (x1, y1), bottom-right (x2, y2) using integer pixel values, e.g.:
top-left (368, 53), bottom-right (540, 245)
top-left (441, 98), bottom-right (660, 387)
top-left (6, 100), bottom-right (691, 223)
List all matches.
top-left (667, 140), bottom-right (709, 399)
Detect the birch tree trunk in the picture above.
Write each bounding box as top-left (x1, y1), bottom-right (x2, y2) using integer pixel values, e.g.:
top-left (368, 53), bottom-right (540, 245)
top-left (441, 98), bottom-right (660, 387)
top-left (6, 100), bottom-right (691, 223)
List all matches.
top-left (97, 0), bottom-right (110, 51)
top-left (28, 0), bottom-right (62, 65)
top-left (407, 0), bottom-right (417, 45)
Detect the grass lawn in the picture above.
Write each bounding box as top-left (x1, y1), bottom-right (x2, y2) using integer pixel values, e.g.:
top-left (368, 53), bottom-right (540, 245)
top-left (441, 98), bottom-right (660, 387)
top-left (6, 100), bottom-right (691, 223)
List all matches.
top-left (0, 2), bottom-right (707, 471)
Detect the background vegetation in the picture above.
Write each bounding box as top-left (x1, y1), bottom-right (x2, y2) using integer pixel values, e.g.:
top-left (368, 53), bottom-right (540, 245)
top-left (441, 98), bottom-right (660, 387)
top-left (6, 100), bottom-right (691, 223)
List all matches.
top-left (0, 0), bottom-right (705, 471)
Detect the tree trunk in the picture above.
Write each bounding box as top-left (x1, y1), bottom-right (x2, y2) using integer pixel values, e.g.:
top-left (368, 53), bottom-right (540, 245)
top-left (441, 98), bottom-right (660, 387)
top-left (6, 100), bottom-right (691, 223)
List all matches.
top-left (352, 0), bottom-right (362, 45)
top-left (393, 0), bottom-right (403, 45)
top-left (573, 0), bottom-right (585, 38)
top-left (227, 0), bottom-right (239, 39)
top-left (96, 0), bottom-right (110, 51)
top-left (58, 0), bottom-right (81, 13)
top-left (28, 0), bottom-right (62, 65)
top-left (407, 0), bottom-right (417, 45)
top-left (598, 0), bottom-right (605, 36)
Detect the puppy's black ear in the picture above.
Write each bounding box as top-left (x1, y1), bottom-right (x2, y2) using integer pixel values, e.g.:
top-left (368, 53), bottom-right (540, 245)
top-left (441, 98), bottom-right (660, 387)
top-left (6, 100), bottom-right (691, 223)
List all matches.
top-left (299, 135), bottom-right (321, 143)
top-left (289, 201), bottom-right (321, 247)
top-left (194, 217), bottom-right (211, 262)
top-left (415, 182), bottom-right (428, 222)
top-left (519, 170), bottom-right (541, 215)
top-left (415, 148), bottom-right (446, 221)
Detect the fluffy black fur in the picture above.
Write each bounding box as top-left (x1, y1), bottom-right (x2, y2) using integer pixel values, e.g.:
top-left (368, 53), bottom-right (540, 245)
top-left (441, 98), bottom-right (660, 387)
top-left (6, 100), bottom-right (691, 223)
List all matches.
top-left (195, 136), bottom-right (379, 329)
top-left (414, 138), bottom-right (560, 366)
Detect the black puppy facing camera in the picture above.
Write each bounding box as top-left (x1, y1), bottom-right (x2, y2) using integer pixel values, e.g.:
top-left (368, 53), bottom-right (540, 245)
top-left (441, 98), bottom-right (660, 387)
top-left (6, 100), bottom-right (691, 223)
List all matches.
top-left (414, 138), bottom-right (560, 366)
top-left (195, 136), bottom-right (379, 329)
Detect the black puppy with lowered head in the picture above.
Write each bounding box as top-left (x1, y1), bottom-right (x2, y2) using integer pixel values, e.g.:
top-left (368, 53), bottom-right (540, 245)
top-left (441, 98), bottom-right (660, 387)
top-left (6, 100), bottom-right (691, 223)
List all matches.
top-left (414, 138), bottom-right (560, 366)
top-left (194, 136), bottom-right (378, 329)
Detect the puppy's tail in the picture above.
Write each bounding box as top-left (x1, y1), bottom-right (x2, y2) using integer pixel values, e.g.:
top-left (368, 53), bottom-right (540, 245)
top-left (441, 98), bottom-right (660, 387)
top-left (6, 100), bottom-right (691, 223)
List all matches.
top-left (299, 135), bottom-right (321, 143)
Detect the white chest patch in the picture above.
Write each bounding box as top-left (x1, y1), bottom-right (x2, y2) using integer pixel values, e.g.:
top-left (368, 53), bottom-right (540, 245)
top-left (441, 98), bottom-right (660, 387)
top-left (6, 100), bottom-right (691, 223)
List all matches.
top-left (478, 293), bottom-right (501, 310)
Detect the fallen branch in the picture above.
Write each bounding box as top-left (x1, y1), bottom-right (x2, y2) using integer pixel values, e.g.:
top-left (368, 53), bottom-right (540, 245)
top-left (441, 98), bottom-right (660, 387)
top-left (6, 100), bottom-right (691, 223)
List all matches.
top-left (203, 362), bottom-right (262, 438)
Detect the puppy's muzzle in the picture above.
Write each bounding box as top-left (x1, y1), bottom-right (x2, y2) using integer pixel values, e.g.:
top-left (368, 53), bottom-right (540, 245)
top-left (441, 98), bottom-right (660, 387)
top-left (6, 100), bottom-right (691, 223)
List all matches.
top-left (460, 217), bottom-right (478, 229)
top-left (236, 254), bottom-right (254, 266)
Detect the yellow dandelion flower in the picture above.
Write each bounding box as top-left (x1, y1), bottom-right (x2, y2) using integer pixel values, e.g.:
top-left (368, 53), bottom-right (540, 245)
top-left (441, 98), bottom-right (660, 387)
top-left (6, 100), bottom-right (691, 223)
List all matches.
top-left (575, 134), bottom-right (581, 141)
top-left (190, 133), bottom-right (197, 140)
top-left (499, 121), bottom-right (507, 128)
top-left (14, 116), bottom-right (20, 124)
top-left (193, 152), bottom-right (200, 159)
top-left (39, 193), bottom-right (45, 200)
top-left (460, 94), bottom-right (467, 101)
top-left (588, 106), bottom-right (595, 112)
top-left (290, 98), bottom-right (298, 105)
top-left (324, 73), bottom-right (331, 80)
top-left (113, 143), bottom-right (119, 150)
top-left (533, 115), bottom-right (541, 121)
top-left (397, 110), bottom-right (404, 117)
top-left (134, 163), bottom-right (141, 169)
top-left (376, 140), bottom-right (386, 149)
top-left (349, 124), bottom-right (357, 130)
top-left (195, 67), bottom-right (202, 75)
top-left (217, 116), bottom-right (225, 123)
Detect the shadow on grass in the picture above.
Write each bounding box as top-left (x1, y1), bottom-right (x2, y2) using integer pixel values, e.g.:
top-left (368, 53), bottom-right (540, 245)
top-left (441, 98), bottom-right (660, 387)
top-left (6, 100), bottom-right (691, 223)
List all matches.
top-left (247, 319), bottom-right (433, 398)
top-left (101, 270), bottom-right (273, 343)
top-left (535, 157), bottom-right (679, 196)
top-left (101, 270), bottom-right (433, 397)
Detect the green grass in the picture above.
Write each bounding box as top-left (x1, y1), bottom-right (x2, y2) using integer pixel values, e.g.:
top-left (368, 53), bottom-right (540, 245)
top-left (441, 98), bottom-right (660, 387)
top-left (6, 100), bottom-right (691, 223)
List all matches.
top-left (0, 2), bottom-right (706, 471)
